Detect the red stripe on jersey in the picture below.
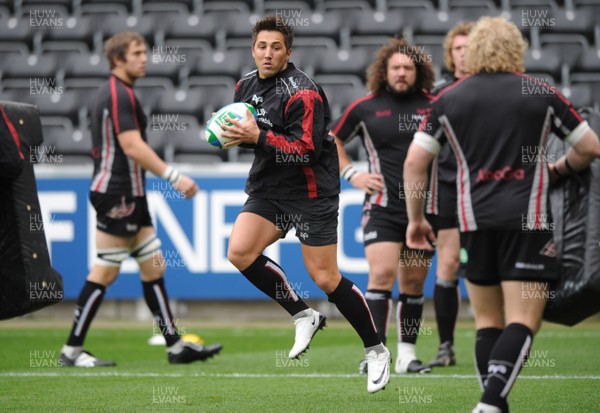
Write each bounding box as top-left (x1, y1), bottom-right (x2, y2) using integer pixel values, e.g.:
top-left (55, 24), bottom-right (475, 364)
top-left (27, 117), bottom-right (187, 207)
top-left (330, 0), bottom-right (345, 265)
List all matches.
top-left (302, 166), bottom-right (318, 199)
top-left (429, 157), bottom-right (438, 214)
top-left (516, 73), bottom-right (583, 122)
top-left (332, 93), bottom-right (377, 136)
top-left (266, 89), bottom-right (321, 155)
top-left (418, 111), bottom-right (431, 132)
top-left (429, 76), bottom-right (470, 104)
top-left (443, 122), bottom-right (470, 231)
top-left (94, 113), bottom-right (111, 192)
top-left (110, 76), bottom-right (120, 133)
top-left (122, 85), bottom-right (142, 194)
top-left (534, 122), bottom-right (551, 229)
top-left (124, 83), bottom-right (141, 130)
top-left (362, 130), bottom-right (384, 205)
top-left (0, 106), bottom-right (24, 160)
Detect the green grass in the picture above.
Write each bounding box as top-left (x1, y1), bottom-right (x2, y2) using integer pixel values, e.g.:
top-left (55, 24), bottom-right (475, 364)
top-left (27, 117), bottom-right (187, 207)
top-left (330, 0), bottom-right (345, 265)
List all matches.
top-left (0, 320), bottom-right (598, 412)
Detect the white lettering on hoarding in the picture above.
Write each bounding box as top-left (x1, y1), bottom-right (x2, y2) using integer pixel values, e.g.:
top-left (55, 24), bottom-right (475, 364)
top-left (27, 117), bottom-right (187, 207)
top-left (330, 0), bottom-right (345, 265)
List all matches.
top-left (37, 192), bottom-right (76, 258)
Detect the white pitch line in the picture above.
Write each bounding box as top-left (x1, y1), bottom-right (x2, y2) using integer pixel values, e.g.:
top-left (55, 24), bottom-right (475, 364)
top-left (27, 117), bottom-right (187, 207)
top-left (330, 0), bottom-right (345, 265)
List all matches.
top-left (1, 372), bottom-right (599, 380)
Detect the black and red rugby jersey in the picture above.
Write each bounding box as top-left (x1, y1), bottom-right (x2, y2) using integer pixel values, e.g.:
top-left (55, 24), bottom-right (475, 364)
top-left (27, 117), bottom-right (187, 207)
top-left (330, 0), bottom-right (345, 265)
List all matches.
top-left (234, 62), bottom-right (340, 200)
top-left (415, 72), bottom-right (589, 231)
top-left (90, 74), bottom-right (148, 196)
top-left (332, 89), bottom-right (432, 216)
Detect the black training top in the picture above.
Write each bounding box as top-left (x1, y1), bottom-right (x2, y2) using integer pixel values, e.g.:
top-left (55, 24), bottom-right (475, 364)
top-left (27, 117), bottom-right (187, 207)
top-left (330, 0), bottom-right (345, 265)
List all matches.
top-left (332, 88), bottom-right (432, 217)
top-left (234, 62), bottom-right (340, 200)
top-left (415, 72), bottom-right (589, 232)
top-left (90, 74), bottom-right (147, 196)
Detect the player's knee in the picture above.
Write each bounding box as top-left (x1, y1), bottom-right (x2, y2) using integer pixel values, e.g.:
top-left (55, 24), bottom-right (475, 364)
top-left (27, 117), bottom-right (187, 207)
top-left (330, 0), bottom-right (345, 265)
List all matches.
top-left (88, 264), bottom-right (121, 286)
top-left (227, 245), bottom-right (254, 270)
top-left (403, 280), bottom-right (425, 294)
top-left (226, 246), bottom-right (240, 267)
top-left (368, 269), bottom-right (395, 289)
top-left (473, 310), bottom-right (504, 330)
top-left (312, 271), bottom-right (341, 294)
top-left (438, 252), bottom-right (460, 278)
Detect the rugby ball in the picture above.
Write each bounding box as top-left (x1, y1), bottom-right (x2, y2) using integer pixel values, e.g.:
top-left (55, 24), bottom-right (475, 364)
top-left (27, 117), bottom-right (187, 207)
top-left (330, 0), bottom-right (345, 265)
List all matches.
top-left (205, 102), bottom-right (257, 149)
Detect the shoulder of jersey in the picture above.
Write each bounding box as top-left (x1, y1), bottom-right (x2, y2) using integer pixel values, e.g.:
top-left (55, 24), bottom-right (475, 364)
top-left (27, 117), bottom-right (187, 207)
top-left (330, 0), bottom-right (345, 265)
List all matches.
top-left (282, 67), bottom-right (320, 95)
top-left (236, 70), bottom-right (257, 90)
top-left (432, 73), bottom-right (458, 93)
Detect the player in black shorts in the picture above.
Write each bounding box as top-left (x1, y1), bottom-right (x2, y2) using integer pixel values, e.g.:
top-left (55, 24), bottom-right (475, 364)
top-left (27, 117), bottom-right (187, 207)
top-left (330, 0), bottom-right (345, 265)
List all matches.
top-left (331, 37), bottom-right (435, 374)
top-left (221, 16), bottom-right (390, 393)
top-left (60, 32), bottom-right (222, 367)
top-left (428, 21), bottom-right (474, 368)
top-left (404, 17), bottom-right (600, 412)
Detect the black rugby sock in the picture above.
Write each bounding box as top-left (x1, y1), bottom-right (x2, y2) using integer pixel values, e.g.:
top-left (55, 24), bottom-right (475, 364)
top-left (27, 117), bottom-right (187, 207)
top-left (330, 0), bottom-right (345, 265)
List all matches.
top-left (433, 279), bottom-right (459, 345)
top-left (327, 277), bottom-right (380, 348)
top-left (241, 255), bottom-right (309, 316)
top-left (481, 323), bottom-right (532, 412)
top-left (143, 278), bottom-right (181, 347)
top-left (474, 327), bottom-right (503, 390)
top-left (66, 281), bottom-right (106, 347)
top-left (365, 289), bottom-right (392, 345)
top-left (396, 293), bottom-right (424, 345)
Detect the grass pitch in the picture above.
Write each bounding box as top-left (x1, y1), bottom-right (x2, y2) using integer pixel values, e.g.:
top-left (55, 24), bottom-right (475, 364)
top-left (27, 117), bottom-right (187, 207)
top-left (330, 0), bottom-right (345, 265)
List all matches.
top-left (0, 319), bottom-right (598, 412)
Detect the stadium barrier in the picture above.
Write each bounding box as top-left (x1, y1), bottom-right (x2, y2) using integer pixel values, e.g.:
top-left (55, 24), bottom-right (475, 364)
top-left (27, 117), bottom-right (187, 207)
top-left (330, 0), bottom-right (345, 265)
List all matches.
top-left (35, 164), bottom-right (458, 301)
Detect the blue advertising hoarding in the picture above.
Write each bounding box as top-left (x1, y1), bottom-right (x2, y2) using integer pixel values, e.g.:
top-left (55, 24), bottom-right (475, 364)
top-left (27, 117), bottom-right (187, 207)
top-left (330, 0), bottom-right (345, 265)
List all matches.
top-left (35, 165), bottom-right (465, 300)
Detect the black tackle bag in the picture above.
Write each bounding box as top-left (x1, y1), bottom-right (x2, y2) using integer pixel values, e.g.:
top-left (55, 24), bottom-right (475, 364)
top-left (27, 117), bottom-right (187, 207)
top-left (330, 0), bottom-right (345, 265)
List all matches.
top-left (0, 101), bottom-right (63, 320)
top-left (543, 107), bottom-right (600, 325)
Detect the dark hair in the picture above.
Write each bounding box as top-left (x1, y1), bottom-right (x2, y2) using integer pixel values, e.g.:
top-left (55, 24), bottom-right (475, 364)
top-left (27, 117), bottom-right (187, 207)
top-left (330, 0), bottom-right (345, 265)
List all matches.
top-left (366, 37), bottom-right (435, 93)
top-left (104, 32), bottom-right (145, 69)
top-left (252, 15), bottom-right (294, 51)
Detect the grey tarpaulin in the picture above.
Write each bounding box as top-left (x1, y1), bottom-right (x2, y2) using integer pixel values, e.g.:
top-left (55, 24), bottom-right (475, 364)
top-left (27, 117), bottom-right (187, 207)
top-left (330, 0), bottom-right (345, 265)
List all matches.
top-left (543, 107), bottom-right (600, 325)
top-left (0, 101), bottom-right (63, 320)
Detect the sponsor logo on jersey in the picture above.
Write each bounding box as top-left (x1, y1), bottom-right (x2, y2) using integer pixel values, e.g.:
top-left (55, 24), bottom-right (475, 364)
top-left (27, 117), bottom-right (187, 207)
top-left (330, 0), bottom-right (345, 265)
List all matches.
top-left (476, 167), bottom-right (525, 183)
top-left (375, 109), bottom-right (391, 118)
top-left (255, 108), bottom-right (273, 127)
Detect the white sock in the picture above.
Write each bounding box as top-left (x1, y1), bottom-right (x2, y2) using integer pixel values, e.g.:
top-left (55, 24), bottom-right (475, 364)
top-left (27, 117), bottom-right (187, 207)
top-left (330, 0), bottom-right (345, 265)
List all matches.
top-left (365, 343), bottom-right (387, 356)
top-left (292, 308), bottom-right (313, 321)
top-left (61, 345), bottom-right (82, 359)
top-left (397, 342), bottom-right (416, 361)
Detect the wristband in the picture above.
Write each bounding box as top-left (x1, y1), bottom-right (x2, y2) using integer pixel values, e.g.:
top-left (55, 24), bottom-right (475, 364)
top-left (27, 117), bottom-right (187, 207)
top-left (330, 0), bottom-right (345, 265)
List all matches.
top-left (162, 166), bottom-right (181, 185)
top-left (564, 157), bottom-right (576, 174)
top-left (340, 164), bottom-right (358, 182)
top-left (550, 163), bottom-right (564, 178)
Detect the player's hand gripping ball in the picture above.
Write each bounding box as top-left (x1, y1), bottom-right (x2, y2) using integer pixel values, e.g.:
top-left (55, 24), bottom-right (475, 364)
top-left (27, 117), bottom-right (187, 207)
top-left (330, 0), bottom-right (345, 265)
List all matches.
top-left (205, 102), bottom-right (257, 149)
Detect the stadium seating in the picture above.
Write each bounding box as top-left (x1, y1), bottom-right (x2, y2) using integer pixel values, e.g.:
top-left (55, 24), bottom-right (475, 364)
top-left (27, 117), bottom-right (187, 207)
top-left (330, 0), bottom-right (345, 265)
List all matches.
top-left (0, 0), bottom-right (598, 165)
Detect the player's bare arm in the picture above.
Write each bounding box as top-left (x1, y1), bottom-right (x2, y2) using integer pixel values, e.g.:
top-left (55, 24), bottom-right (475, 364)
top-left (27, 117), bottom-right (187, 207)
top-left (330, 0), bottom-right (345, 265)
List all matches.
top-left (548, 128), bottom-right (600, 183)
top-left (404, 143), bottom-right (436, 251)
top-left (116, 130), bottom-right (198, 199)
top-left (333, 134), bottom-right (383, 195)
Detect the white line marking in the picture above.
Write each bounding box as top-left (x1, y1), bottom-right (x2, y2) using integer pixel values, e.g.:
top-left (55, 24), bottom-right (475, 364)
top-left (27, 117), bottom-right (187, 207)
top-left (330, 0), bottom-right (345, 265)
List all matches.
top-left (1, 372), bottom-right (599, 380)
